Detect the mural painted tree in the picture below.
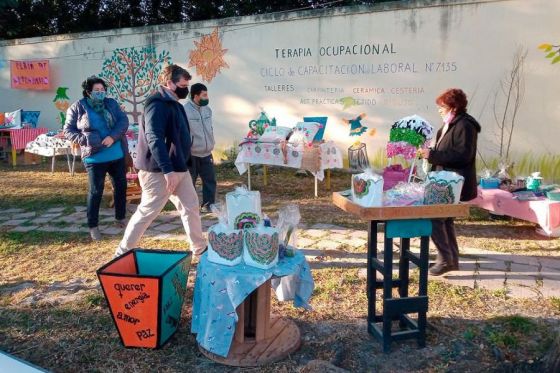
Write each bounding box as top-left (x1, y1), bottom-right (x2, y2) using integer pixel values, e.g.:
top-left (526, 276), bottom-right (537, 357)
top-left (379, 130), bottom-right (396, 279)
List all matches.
top-left (538, 43), bottom-right (560, 65)
top-left (99, 46), bottom-right (171, 124)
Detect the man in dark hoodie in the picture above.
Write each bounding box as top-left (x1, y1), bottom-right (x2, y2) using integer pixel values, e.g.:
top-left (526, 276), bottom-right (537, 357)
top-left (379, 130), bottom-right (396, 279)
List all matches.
top-left (115, 64), bottom-right (207, 257)
top-left (419, 88), bottom-right (481, 276)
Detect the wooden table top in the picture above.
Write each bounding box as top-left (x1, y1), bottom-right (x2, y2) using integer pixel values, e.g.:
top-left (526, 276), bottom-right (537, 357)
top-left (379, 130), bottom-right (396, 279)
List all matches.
top-left (332, 191), bottom-right (471, 221)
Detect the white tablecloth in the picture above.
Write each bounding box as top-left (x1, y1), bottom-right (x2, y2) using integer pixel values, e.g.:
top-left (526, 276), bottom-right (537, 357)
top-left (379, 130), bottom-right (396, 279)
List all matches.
top-left (235, 140), bottom-right (343, 181)
top-left (25, 134), bottom-right (72, 157)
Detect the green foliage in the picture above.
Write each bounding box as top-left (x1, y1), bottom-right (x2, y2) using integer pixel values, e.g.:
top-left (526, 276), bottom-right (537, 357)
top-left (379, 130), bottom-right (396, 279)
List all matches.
top-left (98, 46), bottom-right (171, 123)
top-left (538, 43), bottom-right (560, 65)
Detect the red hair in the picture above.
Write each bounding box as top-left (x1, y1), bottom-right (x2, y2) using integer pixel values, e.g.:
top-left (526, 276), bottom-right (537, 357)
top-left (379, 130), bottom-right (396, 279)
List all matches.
top-left (436, 88), bottom-right (468, 113)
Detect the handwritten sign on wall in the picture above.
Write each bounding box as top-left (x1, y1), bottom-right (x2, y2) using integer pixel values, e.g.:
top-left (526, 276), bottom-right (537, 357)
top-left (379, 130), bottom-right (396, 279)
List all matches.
top-left (10, 60), bottom-right (51, 90)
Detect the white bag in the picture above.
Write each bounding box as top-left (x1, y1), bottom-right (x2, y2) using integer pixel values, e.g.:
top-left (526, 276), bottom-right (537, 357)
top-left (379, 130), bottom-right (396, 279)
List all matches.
top-left (351, 169), bottom-right (384, 207)
top-left (243, 226), bottom-right (279, 270)
top-left (225, 186), bottom-right (262, 230)
top-left (207, 224), bottom-right (244, 266)
top-left (424, 171), bottom-right (464, 204)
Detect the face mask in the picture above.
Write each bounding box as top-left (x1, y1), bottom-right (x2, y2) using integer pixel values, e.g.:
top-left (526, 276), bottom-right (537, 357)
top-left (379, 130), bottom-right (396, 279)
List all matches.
top-left (199, 98), bottom-right (209, 106)
top-left (91, 91), bottom-right (106, 101)
top-left (174, 86), bottom-right (189, 99)
top-left (442, 110), bottom-right (454, 124)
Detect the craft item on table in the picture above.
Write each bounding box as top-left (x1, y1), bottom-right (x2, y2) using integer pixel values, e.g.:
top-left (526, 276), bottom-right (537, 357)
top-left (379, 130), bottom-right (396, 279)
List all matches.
top-left (512, 190), bottom-right (542, 201)
top-left (21, 111), bottom-right (40, 128)
top-left (2, 109), bottom-right (22, 129)
top-left (496, 161), bottom-right (512, 180)
top-left (514, 177), bottom-right (526, 189)
top-left (526, 172), bottom-right (543, 191)
top-left (383, 182), bottom-right (425, 206)
top-left (208, 203), bottom-right (244, 266)
top-left (480, 168), bottom-right (501, 189)
top-left (387, 114), bottom-right (433, 182)
top-left (248, 110), bottom-right (276, 137)
top-left (343, 113), bottom-right (367, 136)
top-left (97, 249), bottom-right (191, 348)
top-left (348, 141), bottom-right (369, 174)
top-left (289, 122), bottom-right (322, 147)
top-left (301, 144), bottom-right (322, 173)
top-left (225, 186), bottom-right (262, 230)
top-left (351, 168), bottom-right (384, 207)
top-left (243, 227), bottom-right (279, 270)
top-left (259, 125), bottom-right (293, 141)
top-left (382, 164), bottom-right (410, 191)
top-left (303, 116), bottom-right (328, 142)
top-left (276, 205), bottom-right (301, 258)
top-left (424, 171), bottom-right (464, 205)
top-left (546, 188), bottom-right (560, 201)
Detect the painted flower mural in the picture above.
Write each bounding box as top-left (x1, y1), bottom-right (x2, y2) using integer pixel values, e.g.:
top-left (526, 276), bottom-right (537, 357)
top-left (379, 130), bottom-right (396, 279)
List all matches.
top-left (99, 46), bottom-right (171, 124)
top-left (188, 28), bottom-right (229, 82)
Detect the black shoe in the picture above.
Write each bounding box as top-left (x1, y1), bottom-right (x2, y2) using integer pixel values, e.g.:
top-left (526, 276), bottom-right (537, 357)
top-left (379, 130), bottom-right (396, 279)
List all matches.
top-left (200, 204), bottom-right (212, 214)
top-left (429, 263), bottom-right (456, 276)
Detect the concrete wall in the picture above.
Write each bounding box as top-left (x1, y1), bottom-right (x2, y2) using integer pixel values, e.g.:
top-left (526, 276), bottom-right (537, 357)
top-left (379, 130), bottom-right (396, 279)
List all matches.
top-left (1, 0), bottom-right (559, 158)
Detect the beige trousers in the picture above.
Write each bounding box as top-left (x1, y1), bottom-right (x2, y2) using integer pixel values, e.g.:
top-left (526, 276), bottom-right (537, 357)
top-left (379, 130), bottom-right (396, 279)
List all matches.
top-left (115, 170), bottom-right (206, 256)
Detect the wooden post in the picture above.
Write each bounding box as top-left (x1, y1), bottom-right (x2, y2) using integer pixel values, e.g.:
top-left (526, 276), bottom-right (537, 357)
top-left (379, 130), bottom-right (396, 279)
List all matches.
top-left (326, 169), bottom-right (331, 190)
top-left (247, 164), bottom-right (252, 190)
top-left (263, 165), bottom-right (268, 187)
top-left (255, 280), bottom-right (271, 341)
top-left (11, 147), bottom-right (17, 167)
top-left (314, 175), bottom-right (318, 198)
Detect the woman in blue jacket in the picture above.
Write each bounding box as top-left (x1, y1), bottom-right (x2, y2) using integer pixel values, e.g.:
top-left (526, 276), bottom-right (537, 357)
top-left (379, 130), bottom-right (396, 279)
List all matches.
top-left (64, 76), bottom-right (129, 241)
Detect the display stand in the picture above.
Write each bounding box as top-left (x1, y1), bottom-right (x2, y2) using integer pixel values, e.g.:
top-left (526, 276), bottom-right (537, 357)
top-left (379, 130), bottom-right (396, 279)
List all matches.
top-left (332, 192), bottom-right (470, 352)
top-left (199, 279), bottom-right (301, 366)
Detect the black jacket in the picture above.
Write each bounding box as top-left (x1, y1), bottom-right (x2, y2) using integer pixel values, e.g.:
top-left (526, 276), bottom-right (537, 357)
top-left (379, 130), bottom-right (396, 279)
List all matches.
top-left (134, 87), bottom-right (192, 174)
top-left (428, 112), bottom-right (481, 202)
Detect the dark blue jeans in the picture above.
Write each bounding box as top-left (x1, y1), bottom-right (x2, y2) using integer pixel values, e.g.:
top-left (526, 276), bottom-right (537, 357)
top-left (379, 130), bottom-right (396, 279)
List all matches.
top-left (84, 157), bottom-right (127, 228)
top-left (189, 155), bottom-right (216, 207)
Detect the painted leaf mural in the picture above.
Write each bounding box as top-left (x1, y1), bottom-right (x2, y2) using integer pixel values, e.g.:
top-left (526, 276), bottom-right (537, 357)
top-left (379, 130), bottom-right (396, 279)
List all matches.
top-left (99, 46), bottom-right (171, 124)
top-left (188, 28), bottom-right (229, 82)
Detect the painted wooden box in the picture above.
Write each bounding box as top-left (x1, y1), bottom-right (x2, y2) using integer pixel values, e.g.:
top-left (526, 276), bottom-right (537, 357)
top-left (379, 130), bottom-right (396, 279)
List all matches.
top-left (97, 249), bottom-right (191, 348)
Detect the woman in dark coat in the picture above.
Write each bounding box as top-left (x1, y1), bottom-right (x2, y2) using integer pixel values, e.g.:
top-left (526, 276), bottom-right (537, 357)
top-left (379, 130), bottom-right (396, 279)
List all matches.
top-left (419, 88), bottom-right (481, 276)
top-left (64, 76), bottom-right (129, 241)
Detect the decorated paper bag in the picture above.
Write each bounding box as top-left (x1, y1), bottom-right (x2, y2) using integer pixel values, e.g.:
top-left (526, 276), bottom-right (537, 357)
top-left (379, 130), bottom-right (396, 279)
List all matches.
top-left (243, 226), bottom-right (279, 270)
top-left (207, 224), bottom-right (244, 266)
top-left (225, 186), bottom-right (262, 230)
top-left (382, 164), bottom-right (410, 191)
top-left (424, 171), bottom-right (464, 204)
top-left (351, 169), bottom-right (384, 207)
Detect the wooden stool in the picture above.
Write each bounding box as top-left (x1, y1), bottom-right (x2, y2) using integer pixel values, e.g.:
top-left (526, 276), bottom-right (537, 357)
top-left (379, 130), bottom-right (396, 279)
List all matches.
top-left (199, 279), bottom-right (301, 366)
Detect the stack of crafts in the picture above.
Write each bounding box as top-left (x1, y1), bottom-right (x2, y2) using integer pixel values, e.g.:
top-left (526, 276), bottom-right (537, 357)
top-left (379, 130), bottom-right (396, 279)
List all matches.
top-left (207, 187), bottom-right (299, 270)
top-left (384, 115), bottom-right (434, 190)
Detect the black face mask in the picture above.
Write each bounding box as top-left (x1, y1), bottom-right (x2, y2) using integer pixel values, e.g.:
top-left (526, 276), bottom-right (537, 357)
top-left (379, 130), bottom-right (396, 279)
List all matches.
top-left (174, 86), bottom-right (189, 99)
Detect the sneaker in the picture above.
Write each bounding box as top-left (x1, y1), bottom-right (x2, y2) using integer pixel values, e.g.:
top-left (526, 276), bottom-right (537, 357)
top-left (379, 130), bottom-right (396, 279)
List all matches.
top-left (89, 227), bottom-right (102, 241)
top-left (115, 219), bottom-right (127, 229)
top-left (200, 204), bottom-right (212, 214)
top-left (193, 246), bottom-right (208, 258)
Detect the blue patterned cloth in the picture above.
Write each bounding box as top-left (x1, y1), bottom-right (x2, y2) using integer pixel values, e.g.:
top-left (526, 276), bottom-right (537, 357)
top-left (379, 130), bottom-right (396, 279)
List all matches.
top-left (191, 250), bottom-right (314, 357)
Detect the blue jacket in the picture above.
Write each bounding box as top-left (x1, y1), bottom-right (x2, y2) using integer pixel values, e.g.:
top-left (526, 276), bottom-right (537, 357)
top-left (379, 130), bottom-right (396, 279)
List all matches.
top-left (63, 98), bottom-right (129, 160)
top-left (134, 86), bottom-right (192, 174)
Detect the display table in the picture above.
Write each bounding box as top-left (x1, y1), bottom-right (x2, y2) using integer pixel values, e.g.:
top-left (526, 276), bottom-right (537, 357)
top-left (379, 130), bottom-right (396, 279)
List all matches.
top-left (471, 187), bottom-right (560, 237)
top-left (191, 251), bottom-right (313, 366)
top-left (235, 140), bottom-right (343, 197)
top-left (24, 133), bottom-right (74, 174)
top-left (332, 191), bottom-right (470, 352)
top-left (0, 128), bottom-right (48, 167)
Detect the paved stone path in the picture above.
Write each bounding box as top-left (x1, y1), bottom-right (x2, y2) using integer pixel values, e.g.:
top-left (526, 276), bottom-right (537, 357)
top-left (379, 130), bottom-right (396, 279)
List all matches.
top-left (1, 206), bottom-right (559, 298)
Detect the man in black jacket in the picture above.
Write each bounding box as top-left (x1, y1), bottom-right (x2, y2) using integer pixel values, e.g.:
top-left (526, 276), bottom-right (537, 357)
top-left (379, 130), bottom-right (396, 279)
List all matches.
top-left (115, 64), bottom-right (207, 257)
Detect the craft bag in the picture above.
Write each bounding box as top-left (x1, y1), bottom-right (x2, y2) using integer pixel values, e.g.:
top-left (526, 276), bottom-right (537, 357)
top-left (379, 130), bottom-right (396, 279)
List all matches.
top-left (207, 203), bottom-right (244, 266)
top-left (424, 171), bottom-right (464, 204)
top-left (225, 186), bottom-right (262, 230)
top-left (382, 164), bottom-right (410, 191)
top-left (351, 169), bottom-right (384, 207)
top-left (276, 204), bottom-right (301, 248)
top-left (243, 226), bottom-right (279, 270)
